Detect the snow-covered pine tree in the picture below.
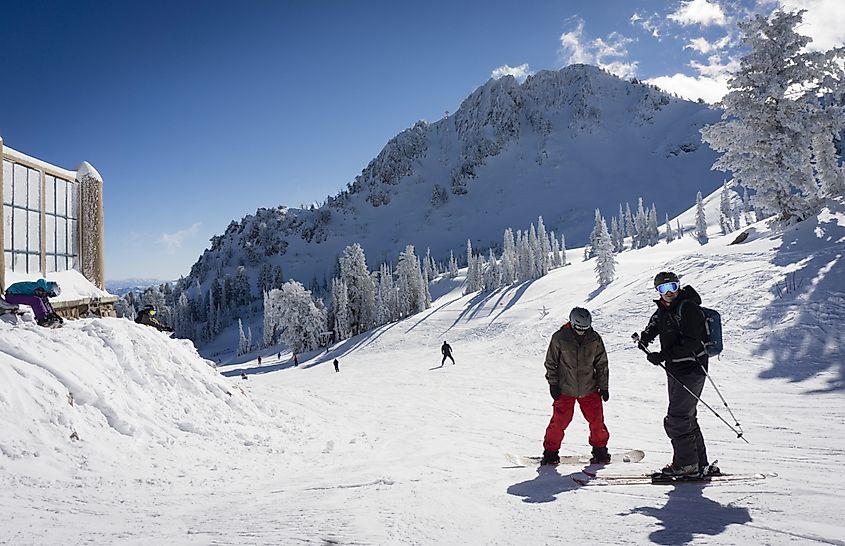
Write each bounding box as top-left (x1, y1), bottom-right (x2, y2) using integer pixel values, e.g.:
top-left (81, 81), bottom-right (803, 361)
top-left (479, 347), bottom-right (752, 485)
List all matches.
top-left (238, 319), bottom-right (249, 355)
top-left (527, 224), bottom-right (538, 278)
top-left (588, 209), bottom-right (602, 258)
top-left (483, 248), bottom-right (502, 292)
top-left (397, 245), bottom-right (427, 314)
top-left (331, 277), bottom-right (350, 341)
top-left (594, 215), bottom-right (616, 286)
top-left (700, 10), bottom-right (845, 222)
top-left (270, 281), bottom-right (327, 354)
top-left (695, 191), bottom-right (708, 242)
top-left (719, 181), bottom-right (734, 234)
top-left (448, 250), bottom-right (459, 278)
top-left (559, 234), bottom-right (566, 266)
top-left (676, 219), bottom-right (683, 239)
top-left (665, 213), bottom-right (675, 243)
top-left (647, 204), bottom-right (659, 246)
top-left (635, 198), bottom-right (648, 249)
top-left (339, 243), bottom-right (376, 336)
top-left (618, 204), bottom-right (626, 239)
top-left (610, 216), bottom-right (623, 253)
top-left (501, 228), bottom-right (517, 285)
top-left (549, 231), bottom-right (561, 269)
top-left (537, 216), bottom-right (550, 276)
top-left (624, 203), bottom-right (635, 248)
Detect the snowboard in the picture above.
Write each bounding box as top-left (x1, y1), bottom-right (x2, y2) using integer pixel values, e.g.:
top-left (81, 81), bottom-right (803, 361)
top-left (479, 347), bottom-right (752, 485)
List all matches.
top-left (505, 449), bottom-right (645, 467)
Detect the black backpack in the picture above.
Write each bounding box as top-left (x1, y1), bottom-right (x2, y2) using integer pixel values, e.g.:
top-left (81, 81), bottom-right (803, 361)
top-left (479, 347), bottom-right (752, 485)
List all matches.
top-left (676, 300), bottom-right (723, 357)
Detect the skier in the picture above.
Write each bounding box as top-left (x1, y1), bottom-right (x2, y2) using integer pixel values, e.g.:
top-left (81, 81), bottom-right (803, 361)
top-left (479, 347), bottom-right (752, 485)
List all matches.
top-left (135, 305), bottom-right (173, 332)
top-left (4, 278), bottom-right (63, 327)
top-left (333, 358), bottom-right (339, 373)
top-left (637, 271), bottom-right (711, 478)
top-left (440, 341), bottom-right (455, 366)
top-left (293, 353), bottom-right (299, 366)
top-left (257, 355), bottom-right (262, 366)
top-left (540, 307), bottom-right (611, 465)
top-left (277, 352), bottom-right (281, 361)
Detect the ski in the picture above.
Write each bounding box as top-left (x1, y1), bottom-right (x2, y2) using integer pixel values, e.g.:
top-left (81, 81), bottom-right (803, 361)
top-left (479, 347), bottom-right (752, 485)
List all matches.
top-left (573, 472), bottom-right (773, 486)
top-left (505, 449), bottom-right (644, 467)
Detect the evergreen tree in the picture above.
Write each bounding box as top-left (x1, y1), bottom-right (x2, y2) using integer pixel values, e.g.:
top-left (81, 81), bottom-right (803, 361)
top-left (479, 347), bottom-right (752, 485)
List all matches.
top-left (700, 10), bottom-right (845, 222)
top-left (559, 233), bottom-right (567, 266)
top-left (238, 319), bottom-right (250, 355)
top-left (501, 228), bottom-right (517, 285)
top-left (448, 250), bottom-right (459, 278)
top-left (610, 216), bottom-right (623, 253)
top-left (634, 198), bottom-right (648, 249)
top-left (588, 209), bottom-right (602, 258)
top-left (647, 204), bottom-right (659, 246)
top-left (719, 181), bottom-right (735, 234)
top-left (665, 213), bottom-right (675, 243)
top-left (331, 277), bottom-right (351, 341)
top-left (695, 191), bottom-right (708, 242)
top-left (339, 243), bottom-right (376, 335)
top-left (594, 215), bottom-right (616, 286)
top-left (266, 282), bottom-right (327, 354)
top-left (624, 203), bottom-right (635, 247)
top-left (536, 216), bottom-right (550, 276)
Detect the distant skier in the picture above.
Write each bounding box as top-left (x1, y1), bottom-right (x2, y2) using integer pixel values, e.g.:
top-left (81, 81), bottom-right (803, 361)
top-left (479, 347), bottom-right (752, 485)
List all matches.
top-left (540, 307), bottom-right (610, 466)
top-left (4, 278), bottom-right (63, 327)
top-left (293, 353), bottom-right (299, 366)
top-left (135, 305), bottom-right (173, 332)
top-left (277, 352), bottom-right (281, 361)
top-left (257, 355), bottom-right (262, 366)
top-left (637, 271), bottom-right (711, 478)
top-left (441, 341), bottom-right (455, 366)
top-left (333, 358), bottom-right (339, 373)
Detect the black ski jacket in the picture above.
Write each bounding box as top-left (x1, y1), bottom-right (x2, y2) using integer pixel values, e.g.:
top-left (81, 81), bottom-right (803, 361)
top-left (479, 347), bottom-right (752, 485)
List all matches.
top-left (135, 310), bottom-right (173, 332)
top-left (640, 285), bottom-right (708, 375)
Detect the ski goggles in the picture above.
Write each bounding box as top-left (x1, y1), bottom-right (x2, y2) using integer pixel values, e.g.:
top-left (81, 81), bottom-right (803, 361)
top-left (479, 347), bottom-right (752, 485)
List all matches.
top-left (656, 281), bottom-right (680, 295)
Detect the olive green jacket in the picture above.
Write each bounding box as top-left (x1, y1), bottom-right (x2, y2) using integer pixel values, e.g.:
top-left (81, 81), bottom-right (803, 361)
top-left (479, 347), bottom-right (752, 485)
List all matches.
top-left (544, 324), bottom-right (609, 398)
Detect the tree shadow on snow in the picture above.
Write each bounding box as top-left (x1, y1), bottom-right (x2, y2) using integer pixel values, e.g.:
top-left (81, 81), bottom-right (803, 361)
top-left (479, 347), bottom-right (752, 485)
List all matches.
top-left (506, 466), bottom-right (580, 503)
top-left (753, 209), bottom-right (845, 393)
top-left (623, 484), bottom-right (751, 545)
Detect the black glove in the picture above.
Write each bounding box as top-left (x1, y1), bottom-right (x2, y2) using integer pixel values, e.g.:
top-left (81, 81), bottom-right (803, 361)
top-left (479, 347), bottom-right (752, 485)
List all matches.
top-left (599, 389), bottom-right (609, 402)
top-left (647, 352), bottom-right (665, 365)
top-left (549, 384), bottom-right (562, 400)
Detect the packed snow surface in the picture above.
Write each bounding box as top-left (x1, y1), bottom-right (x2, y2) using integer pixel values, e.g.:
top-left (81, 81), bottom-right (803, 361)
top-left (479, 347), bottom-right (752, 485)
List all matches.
top-left (2, 201), bottom-right (844, 545)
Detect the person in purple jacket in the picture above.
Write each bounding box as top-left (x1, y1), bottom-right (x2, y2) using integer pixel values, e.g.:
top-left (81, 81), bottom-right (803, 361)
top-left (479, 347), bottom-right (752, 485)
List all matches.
top-left (4, 278), bottom-right (63, 327)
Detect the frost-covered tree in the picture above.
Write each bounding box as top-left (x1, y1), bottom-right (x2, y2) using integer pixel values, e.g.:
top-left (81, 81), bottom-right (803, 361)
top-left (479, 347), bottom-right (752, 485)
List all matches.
top-left (483, 249), bottom-right (502, 292)
top-left (610, 216), bottom-right (624, 253)
top-left (588, 209), bottom-right (602, 258)
top-left (700, 10), bottom-right (845, 222)
top-left (501, 228), bottom-right (517, 285)
top-left (238, 319), bottom-right (250, 355)
top-left (331, 277), bottom-right (351, 341)
top-left (634, 198), bottom-right (648, 249)
top-left (338, 243), bottom-right (375, 335)
top-left (742, 186), bottom-right (754, 225)
top-left (695, 191), bottom-right (708, 242)
top-left (448, 250), bottom-right (459, 278)
top-left (536, 216), bottom-right (550, 276)
top-left (594, 215), bottom-right (616, 286)
top-left (720, 181), bottom-right (735, 234)
top-left (665, 213), bottom-right (675, 243)
top-left (527, 224), bottom-right (538, 278)
top-left (266, 281), bottom-right (327, 354)
top-left (397, 245), bottom-right (428, 314)
top-left (646, 204), bottom-right (659, 246)
top-left (559, 233), bottom-right (567, 266)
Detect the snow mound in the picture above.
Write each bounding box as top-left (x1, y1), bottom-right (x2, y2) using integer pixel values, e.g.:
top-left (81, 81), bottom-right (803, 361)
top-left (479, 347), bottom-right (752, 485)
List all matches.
top-left (0, 317), bottom-right (281, 475)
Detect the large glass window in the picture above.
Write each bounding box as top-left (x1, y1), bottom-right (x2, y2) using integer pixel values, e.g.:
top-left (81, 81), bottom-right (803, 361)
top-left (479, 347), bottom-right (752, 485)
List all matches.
top-left (44, 173), bottom-right (79, 273)
top-left (3, 160), bottom-right (42, 274)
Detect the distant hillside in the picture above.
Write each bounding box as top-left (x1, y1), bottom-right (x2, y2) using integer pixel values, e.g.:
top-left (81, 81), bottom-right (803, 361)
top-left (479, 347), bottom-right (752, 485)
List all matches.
top-left (184, 64), bottom-right (723, 296)
top-left (106, 278), bottom-right (172, 296)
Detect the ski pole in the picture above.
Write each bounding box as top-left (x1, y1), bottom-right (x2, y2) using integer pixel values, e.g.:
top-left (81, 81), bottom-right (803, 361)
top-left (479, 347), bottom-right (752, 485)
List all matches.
top-left (631, 334), bottom-right (748, 443)
top-left (699, 363), bottom-right (743, 433)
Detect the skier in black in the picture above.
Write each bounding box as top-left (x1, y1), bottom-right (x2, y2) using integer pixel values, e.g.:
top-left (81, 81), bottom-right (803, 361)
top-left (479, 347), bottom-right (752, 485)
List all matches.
top-left (638, 271), bottom-right (712, 478)
top-left (333, 358), bottom-right (339, 373)
top-left (441, 341), bottom-right (455, 366)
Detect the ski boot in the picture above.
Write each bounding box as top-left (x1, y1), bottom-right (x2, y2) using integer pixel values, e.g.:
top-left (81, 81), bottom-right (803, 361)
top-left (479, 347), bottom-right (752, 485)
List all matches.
top-left (540, 450), bottom-right (560, 466)
top-left (590, 446), bottom-right (611, 464)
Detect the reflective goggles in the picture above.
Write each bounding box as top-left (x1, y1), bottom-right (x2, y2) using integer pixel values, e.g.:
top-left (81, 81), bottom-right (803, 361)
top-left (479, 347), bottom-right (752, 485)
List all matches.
top-left (656, 281), bottom-right (680, 295)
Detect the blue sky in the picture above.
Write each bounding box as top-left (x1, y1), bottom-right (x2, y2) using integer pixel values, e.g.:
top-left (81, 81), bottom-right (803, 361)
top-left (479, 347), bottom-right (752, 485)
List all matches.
top-left (1, 0), bottom-right (841, 280)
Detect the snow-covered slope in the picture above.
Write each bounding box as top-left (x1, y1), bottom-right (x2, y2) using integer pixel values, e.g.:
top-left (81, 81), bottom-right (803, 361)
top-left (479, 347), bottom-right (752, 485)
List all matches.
top-left (186, 65), bottom-right (723, 292)
top-left (3, 199), bottom-right (843, 544)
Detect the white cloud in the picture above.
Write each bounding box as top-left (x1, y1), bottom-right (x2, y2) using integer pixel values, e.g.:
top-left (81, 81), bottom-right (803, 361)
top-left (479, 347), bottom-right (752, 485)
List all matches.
top-left (160, 223), bottom-right (201, 255)
top-left (668, 0), bottom-right (728, 27)
top-left (646, 73), bottom-right (729, 103)
top-left (777, 0), bottom-right (845, 51)
top-left (491, 63), bottom-right (531, 82)
top-left (630, 11), bottom-right (663, 38)
top-left (685, 35), bottom-right (731, 53)
top-left (559, 20), bottom-right (639, 79)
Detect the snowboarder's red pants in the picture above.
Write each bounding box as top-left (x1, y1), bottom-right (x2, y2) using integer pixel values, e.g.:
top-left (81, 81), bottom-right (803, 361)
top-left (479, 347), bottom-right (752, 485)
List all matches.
top-left (543, 391), bottom-right (609, 450)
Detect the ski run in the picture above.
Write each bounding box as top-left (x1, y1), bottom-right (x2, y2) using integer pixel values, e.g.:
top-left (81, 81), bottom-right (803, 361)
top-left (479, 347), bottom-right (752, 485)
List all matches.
top-left (2, 197), bottom-right (844, 545)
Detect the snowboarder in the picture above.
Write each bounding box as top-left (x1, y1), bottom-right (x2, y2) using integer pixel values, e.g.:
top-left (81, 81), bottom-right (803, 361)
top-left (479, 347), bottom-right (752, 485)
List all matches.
top-left (135, 305), bottom-right (173, 332)
top-left (0, 294), bottom-right (21, 315)
top-left (4, 278), bottom-right (63, 327)
top-left (441, 341), bottom-right (455, 366)
top-left (637, 271), bottom-right (711, 478)
top-left (540, 307), bottom-right (610, 465)
top-left (333, 358), bottom-right (340, 372)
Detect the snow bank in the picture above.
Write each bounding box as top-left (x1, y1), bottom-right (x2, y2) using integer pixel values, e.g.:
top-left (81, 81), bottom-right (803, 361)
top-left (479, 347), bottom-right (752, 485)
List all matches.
top-left (3, 268), bottom-right (112, 302)
top-left (0, 317), bottom-right (281, 477)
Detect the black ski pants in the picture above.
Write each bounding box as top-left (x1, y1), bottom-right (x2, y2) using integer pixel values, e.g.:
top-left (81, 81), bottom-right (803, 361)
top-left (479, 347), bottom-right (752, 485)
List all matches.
top-left (664, 369), bottom-right (708, 469)
top-left (441, 354), bottom-right (455, 365)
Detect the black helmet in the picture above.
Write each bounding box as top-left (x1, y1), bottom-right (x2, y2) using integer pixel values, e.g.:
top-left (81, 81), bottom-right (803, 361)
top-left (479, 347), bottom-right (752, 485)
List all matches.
top-left (143, 304), bottom-right (158, 313)
top-left (569, 307), bottom-right (592, 330)
top-left (654, 271), bottom-right (680, 288)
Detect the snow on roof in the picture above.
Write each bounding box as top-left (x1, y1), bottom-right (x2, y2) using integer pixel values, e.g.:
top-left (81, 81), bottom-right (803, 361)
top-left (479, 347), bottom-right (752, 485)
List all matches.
top-left (4, 269), bottom-right (113, 301)
top-left (2, 144), bottom-right (78, 180)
